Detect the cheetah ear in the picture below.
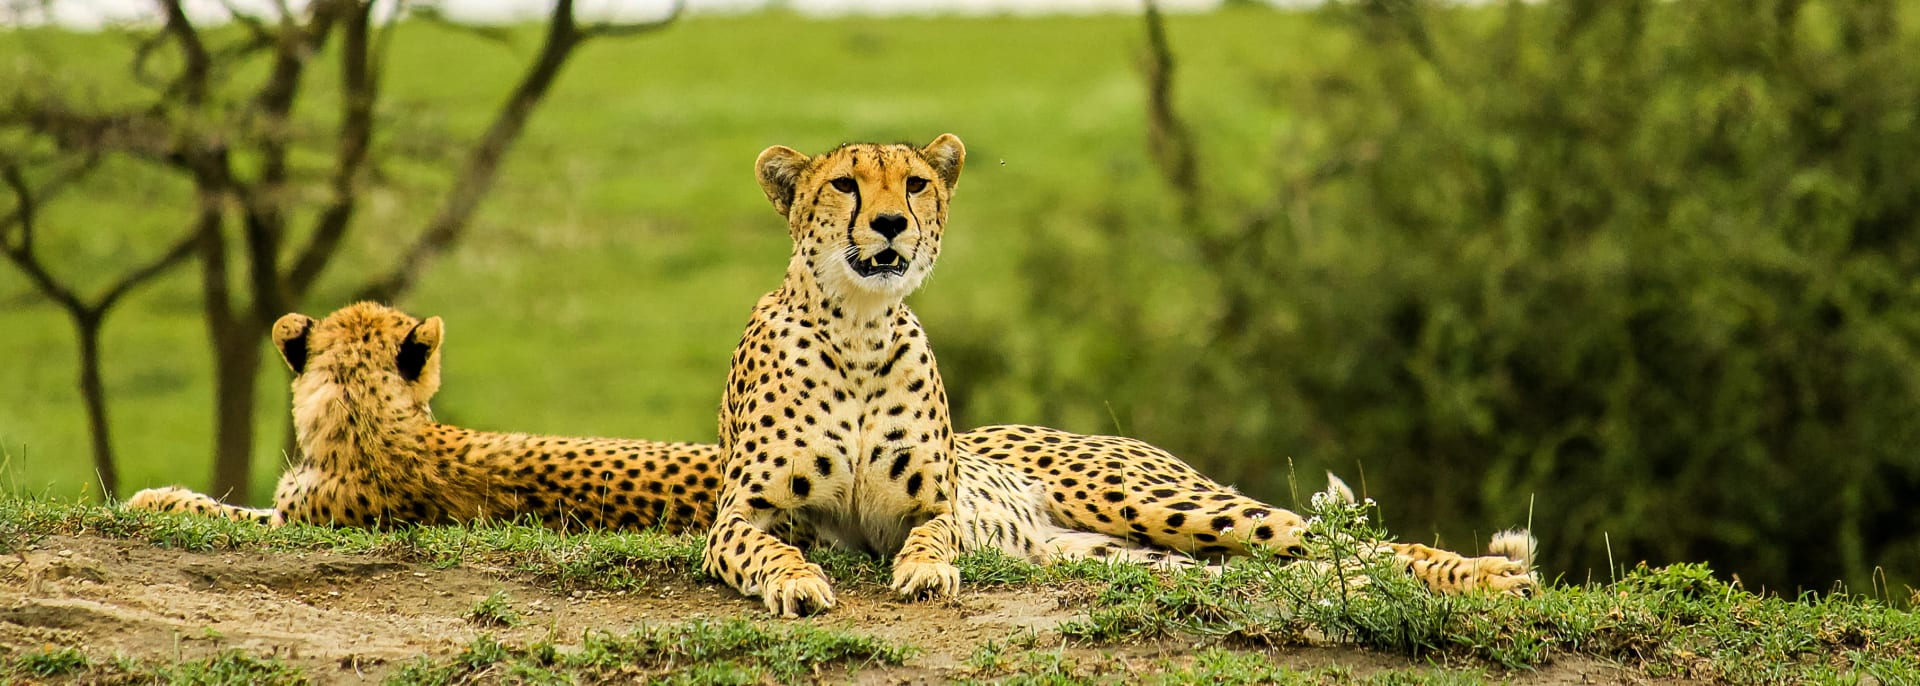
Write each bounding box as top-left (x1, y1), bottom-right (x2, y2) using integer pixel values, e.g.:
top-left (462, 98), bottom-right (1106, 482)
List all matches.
top-left (396, 316), bottom-right (443, 383)
top-left (271, 313), bottom-right (315, 374)
top-left (755, 145), bottom-right (811, 217)
top-left (920, 133), bottom-right (965, 192)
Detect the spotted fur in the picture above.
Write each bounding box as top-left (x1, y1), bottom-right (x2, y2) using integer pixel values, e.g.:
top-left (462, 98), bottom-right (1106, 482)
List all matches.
top-left (127, 302), bottom-right (721, 532)
top-left (701, 134), bottom-right (977, 617)
top-left (125, 306), bottom-right (1529, 597)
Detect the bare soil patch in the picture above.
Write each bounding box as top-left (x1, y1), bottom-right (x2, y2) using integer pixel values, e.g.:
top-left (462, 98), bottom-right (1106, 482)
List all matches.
top-left (1, 534), bottom-right (1676, 684)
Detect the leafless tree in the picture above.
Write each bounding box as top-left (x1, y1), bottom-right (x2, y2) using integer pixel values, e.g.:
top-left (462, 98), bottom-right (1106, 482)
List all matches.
top-left (0, 157), bottom-right (197, 498)
top-left (2, 0), bottom-right (682, 502)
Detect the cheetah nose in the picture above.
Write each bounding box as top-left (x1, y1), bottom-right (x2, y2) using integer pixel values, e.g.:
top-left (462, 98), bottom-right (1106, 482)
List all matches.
top-left (871, 213), bottom-right (907, 240)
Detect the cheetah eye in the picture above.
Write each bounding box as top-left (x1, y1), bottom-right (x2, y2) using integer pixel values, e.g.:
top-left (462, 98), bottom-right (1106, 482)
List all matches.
top-left (905, 176), bottom-right (929, 194)
top-left (830, 177), bottom-right (857, 194)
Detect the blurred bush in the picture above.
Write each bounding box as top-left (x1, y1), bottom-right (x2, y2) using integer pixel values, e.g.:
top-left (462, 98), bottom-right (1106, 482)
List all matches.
top-left (946, 0), bottom-right (1920, 594)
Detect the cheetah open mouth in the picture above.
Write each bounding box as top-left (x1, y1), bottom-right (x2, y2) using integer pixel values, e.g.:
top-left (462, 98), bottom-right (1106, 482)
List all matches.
top-left (850, 248), bottom-right (909, 278)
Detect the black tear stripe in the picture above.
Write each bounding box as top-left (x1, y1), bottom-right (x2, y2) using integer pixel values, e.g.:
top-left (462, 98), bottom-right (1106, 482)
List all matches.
top-left (904, 187), bottom-right (926, 264)
top-left (845, 170), bottom-right (863, 247)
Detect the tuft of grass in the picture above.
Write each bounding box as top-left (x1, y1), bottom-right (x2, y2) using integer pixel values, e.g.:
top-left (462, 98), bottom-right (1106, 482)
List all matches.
top-left (153, 650), bottom-right (310, 686)
top-left (388, 618), bottom-right (913, 684)
top-left (805, 545), bottom-right (893, 588)
top-left (957, 547), bottom-right (1048, 586)
top-left (466, 591), bottom-right (523, 628)
top-left (10, 646), bottom-right (91, 678)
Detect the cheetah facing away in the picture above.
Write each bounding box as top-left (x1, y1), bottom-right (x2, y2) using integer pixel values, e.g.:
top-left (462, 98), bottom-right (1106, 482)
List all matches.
top-left (128, 302), bottom-right (723, 531)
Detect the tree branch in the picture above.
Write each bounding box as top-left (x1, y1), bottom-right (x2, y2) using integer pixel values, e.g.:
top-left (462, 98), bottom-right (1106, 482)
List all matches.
top-left (154, 0), bottom-right (214, 105)
top-left (96, 232), bottom-right (198, 312)
top-left (580, 0), bottom-right (686, 39)
top-left (1, 156), bottom-right (199, 319)
top-left (236, 0), bottom-right (338, 321)
top-left (1141, 0), bottom-right (1199, 224)
top-left (0, 155), bottom-right (95, 243)
top-left (286, 0), bottom-right (378, 299)
top-left (5, 101), bottom-right (182, 165)
top-left (0, 163), bottom-right (86, 312)
top-left (353, 0), bottom-right (597, 302)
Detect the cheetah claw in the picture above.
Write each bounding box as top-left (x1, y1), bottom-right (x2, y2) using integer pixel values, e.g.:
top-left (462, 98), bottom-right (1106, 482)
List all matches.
top-left (890, 559), bottom-right (960, 600)
top-left (762, 564), bottom-right (835, 618)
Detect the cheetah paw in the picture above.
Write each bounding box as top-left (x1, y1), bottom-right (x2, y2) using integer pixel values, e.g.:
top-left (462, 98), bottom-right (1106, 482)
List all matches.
top-left (762, 564), bottom-right (835, 618)
top-left (890, 559), bottom-right (960, 600)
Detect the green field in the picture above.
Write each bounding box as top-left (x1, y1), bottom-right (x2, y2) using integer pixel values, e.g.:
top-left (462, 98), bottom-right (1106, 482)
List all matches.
top-left (5, 1), bottom-right (1920, 594)
top-left (0, 10), bottom-right (1299, 497)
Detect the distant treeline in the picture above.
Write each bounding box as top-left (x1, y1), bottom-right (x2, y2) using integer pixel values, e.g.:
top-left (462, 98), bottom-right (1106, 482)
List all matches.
top-left (943, 0), bottom-right (1920, 594)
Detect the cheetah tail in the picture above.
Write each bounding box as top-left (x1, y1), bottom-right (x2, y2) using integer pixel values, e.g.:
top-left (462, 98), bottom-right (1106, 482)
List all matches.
top-left (1488, 529), bottom-right (1537, 567)
top-left (1323, 471), bottom-right (1356, 505)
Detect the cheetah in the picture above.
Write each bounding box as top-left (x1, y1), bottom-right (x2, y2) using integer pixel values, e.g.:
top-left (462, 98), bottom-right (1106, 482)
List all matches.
top-left (702, 134), bottom-right (1536, 615)
top-left (701, 134), bottom-right (977, 616)
top-left (127, 302), bottom-right (723, 531)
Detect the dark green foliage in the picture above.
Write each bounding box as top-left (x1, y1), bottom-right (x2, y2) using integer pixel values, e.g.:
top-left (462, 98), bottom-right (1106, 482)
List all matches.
top-left (1049, 493), bottom-right (1920, 684)
top-left (957, 0), bottom-right (1920, 593)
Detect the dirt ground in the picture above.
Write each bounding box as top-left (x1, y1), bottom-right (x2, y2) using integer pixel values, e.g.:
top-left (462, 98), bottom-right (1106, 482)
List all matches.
top-left (0, 534), bottom-right (1681, 684)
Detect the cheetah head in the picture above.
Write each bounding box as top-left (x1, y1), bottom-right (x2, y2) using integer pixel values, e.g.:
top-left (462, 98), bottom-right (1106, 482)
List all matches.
top-left (755, 134), bottom-right (965, 305)
top-left (271, 302), bottom-right (445, 416)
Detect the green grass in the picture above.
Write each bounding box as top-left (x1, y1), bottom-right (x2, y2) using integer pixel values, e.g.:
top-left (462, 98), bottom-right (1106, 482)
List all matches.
top-left (961, 645), bottom-right (1494, 685)
top-left (2, 648), bottom-right (308, 685)
top-left (3, 495), bottom-right (1916, 683)
top-left (466, 591), bottom-right (524, 629)
top-left (385, 619), bottom-right (914, 685)
top-left (0, 495), bottom-right (703, 591)
top-left (0, 8), bottom-right (1318, 504)
top-left (0, 495), bottom-right (1044, 592)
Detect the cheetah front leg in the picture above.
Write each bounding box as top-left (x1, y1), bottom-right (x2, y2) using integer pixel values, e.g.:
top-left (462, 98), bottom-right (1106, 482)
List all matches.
top-left (890, 511), bottom-right (962, 599)
top-left (704, 503), bottom-right (835, 618)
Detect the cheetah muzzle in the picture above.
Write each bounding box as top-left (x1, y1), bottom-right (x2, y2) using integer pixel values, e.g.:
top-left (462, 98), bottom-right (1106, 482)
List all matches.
top-left (849, 246), bottom-right (909, 278)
